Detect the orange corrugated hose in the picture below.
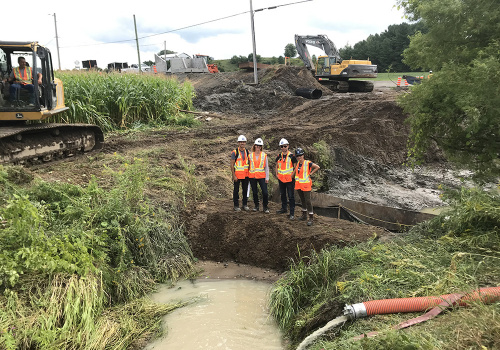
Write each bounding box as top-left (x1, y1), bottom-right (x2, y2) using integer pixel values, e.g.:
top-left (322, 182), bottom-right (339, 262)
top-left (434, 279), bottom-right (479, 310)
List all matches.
top-left (363, 286), bottom-right (500, 316)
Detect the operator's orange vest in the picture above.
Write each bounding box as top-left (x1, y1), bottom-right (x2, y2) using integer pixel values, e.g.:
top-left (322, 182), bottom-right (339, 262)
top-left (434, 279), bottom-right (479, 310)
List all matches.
top-left (295, 160), bottom-right (312, 191)
top-left (233, 148), bottom-right (249, 179)
top-left (277, 151), bottom-right (293, 182)
top-left (13, 67), bottom-right (33, 84)
top-left (249, 152), bottom-right (267, 179)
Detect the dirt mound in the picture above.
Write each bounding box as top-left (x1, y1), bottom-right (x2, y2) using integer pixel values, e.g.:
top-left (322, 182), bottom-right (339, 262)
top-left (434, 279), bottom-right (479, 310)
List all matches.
top-left (184, 199), bottom-right (386, 271)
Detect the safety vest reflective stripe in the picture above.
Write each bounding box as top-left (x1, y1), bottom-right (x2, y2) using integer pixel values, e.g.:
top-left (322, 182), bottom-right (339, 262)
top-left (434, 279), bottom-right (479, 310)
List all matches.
top-left (249, 152), bottom-right (266, 178)
top-left (233, 149), bottom-right (249, 179)
top-left (277, 151), bottom-right (294, 182)
top-left (295, 160), bottom-right (312, 191)
top-left (13, 67), bottom-right (32, 84)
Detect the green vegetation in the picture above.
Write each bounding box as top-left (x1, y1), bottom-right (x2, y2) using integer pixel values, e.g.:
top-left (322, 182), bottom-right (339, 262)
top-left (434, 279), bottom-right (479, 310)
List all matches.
top-left (396, 0), bottom-right (500, 181)
top-left (55, 71), bottom-right (197, 132)
top-left (0, 151), bottom-right (207, 348)
top-left (340, 22), bottom-right (428, 73)
top-left (269, 187), bottom-right (500, 349)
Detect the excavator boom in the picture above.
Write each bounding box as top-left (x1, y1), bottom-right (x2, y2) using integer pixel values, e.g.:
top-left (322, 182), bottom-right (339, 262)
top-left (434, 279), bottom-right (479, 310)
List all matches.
top-left (295, 34), bottom-right (377, 93)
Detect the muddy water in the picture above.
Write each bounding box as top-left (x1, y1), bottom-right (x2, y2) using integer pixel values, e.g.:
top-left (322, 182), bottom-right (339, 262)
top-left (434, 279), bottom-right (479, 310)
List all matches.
top-left (145, 279), bottom-right (285, 350)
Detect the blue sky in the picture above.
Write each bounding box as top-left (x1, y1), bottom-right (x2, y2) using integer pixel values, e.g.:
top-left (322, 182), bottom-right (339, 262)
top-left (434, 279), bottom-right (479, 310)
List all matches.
top-left (13, 0), bottom-right (407, 69)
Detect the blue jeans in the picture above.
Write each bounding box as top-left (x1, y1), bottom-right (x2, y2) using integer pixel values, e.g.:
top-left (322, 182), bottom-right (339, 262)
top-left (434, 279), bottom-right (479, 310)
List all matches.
top-left (10, 83), bottom-right (35, 104)
top-left (278, 180), bottom-right (295, 215)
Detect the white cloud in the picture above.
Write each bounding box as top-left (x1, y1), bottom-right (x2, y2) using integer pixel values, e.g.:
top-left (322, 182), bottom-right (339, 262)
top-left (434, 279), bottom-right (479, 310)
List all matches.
top-left (14, 0), bottom-right (406, 69)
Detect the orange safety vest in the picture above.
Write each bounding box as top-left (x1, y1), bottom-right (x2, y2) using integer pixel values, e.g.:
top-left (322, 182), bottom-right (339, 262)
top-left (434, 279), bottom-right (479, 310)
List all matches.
top-left (13, 67), bottom-right (33, 85)
top-left (233, 148), bottom-right (249, 179)
top-left (277, 151), bottom-right (294, 183)
top-left (295, 160), bottom-right (312, 191)
top-left (249, 152), bottom-right (267, 179)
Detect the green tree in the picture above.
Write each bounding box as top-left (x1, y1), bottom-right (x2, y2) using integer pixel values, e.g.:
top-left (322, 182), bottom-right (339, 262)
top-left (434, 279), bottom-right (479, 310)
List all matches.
top-left (142, 60), bottom-right (154, 67)
top-left (339, 22), bottom-right (426, 72)
top-left (284, 43), bottom-right (297, 58)
top-left (247, 53), bottom-right (262, 63)
top-left (396, 0), bottom-right (500, 180)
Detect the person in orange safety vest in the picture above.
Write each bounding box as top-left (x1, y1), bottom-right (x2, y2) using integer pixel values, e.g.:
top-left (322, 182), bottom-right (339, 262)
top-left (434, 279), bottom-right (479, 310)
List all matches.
top-left (275, 138), bottom-right (297, 219)
top-left (230, 135), bottom-right (250, 212)
top-left (8, 56), bottom-right (42, 106)
top-left (248, 138), bottom-right (269, 213)
top-left (292, 147), bottom-right (320, 226)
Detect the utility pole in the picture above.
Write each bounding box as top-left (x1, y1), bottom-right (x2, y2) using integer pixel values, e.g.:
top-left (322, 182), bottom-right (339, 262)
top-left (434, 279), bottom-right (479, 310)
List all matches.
top-left (249, 0), bottom-right (258, 84)
top-left (52, 13), bottom-right (61, 70)
top-left (133, 15), bottom-right (142, 73)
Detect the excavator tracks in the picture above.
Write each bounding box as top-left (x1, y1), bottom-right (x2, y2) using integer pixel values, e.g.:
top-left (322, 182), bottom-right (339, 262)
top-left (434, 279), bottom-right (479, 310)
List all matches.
top-left (0, 123), bottom-right (104, 165)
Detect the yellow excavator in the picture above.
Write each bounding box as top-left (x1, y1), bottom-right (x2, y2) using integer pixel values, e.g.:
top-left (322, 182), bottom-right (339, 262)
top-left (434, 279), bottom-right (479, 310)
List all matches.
top-left (0, 41), bottom-right (103, 164)
top-left (295, 34), bottom-right (377, 93)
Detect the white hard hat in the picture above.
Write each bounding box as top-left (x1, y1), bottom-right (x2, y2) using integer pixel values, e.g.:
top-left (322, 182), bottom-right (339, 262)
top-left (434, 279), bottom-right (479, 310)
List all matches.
top-left (254, 138), bottom-right (264, 146)
top-left (279, 138), bottom-right (289, 146)
top-left (237, 135), bottom-right (247, 142)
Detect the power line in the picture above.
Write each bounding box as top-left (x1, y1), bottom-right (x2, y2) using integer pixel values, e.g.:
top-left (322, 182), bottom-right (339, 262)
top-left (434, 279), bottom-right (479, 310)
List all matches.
top-left (60, 0), bottom-right (313, 49)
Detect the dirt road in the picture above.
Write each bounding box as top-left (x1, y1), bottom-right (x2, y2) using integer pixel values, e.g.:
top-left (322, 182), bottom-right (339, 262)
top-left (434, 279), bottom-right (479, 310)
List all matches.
top-left (33, 66), bottom-right (456, 279)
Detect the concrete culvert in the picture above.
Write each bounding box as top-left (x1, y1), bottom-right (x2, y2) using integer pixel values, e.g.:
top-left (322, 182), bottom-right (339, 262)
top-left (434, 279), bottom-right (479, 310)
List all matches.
top-left (295, 88), bottom-right (322, 99)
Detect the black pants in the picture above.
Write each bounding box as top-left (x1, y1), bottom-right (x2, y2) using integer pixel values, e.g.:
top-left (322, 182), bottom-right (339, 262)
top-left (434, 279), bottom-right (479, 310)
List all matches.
top-left (297, 189), bottom-right (313, 213)
top-left (278, 180), bottom-right (295, 215)
top-left (250, 178), bottom-right (268, 208)
top-left (233, 177), bottom-right (249, 207)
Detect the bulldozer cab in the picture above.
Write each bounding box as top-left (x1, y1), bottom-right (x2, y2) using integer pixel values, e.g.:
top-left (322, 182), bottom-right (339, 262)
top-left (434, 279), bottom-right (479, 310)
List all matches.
top-left (0, 41), bottom-right (66, 121)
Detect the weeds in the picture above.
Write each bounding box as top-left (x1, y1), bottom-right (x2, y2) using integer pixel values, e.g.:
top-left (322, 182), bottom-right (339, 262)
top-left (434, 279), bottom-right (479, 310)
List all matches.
top-left (270, 186), bottom-right (500, 349)
top-left (0, 155), bottom-right (197, 348)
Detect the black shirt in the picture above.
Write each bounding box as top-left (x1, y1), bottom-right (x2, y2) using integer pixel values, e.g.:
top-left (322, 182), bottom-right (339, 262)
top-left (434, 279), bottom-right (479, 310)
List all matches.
top-left (275, 152), bottom-right (298, 165)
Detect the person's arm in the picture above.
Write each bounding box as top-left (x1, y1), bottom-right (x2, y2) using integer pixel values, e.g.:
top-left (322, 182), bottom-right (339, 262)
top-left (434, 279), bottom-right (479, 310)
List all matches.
top-left (37, 72), bottom-right (42, 85)
top-left (310, 162), bottom-right (320, 176)
top-left (230, 151), bottom-right (237, 182)
top-left (274, 155), bottom-right (280, 179)
top-left (264, 157), bottom-right (269, 183)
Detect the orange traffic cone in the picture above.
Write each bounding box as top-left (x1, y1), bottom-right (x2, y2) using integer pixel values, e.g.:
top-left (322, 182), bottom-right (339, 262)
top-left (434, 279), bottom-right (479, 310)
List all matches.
top-left (396, 77), bottom-right (402, 86)
top-left (404, 79), bottom-right (409, 87)
top-left (153, 65), bottom-right (157, 73)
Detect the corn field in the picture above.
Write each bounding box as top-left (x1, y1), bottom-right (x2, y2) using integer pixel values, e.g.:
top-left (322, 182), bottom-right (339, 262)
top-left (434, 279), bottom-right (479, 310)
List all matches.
top-left (54, 71), bottom-right (196, 132)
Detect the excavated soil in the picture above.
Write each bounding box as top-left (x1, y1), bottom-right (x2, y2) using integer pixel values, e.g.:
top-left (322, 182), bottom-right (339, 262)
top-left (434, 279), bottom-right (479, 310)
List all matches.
top-left (32, 66), bottom-right (460, 280)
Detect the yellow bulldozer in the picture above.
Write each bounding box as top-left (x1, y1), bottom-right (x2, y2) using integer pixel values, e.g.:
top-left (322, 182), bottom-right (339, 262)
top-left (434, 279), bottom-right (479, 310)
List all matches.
top-left (0, 41), bottom-right (103, 164)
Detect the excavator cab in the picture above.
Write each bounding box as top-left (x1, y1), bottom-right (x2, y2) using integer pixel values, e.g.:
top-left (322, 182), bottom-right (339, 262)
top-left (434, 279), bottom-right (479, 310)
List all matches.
top-left (0, 41), bottom-right (67, 119)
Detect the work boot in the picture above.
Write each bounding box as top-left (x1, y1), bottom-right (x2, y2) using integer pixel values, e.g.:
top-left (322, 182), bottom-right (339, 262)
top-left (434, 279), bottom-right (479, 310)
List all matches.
top-left (253, 205), bottom-right (259, 212)
top-left (276, 208), bottom-right (287, 214)
top-left (263, 207), bottom-right (270, 214)
top-left (289, 215), bottom-right (295, 220)
top-left (299, 210), bottom-right (308, 221)
top-left (307, 214), bottom-right (314, 226)
top-left (243, 205), bottom-right (250, 211)
top-left (234, 206), bottom-right (241, 212)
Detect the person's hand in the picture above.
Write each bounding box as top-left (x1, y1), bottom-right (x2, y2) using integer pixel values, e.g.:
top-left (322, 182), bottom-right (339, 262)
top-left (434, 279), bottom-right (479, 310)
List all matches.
top-left (265, 179), bottom-right (269, 184)
top-left (38, 78), bottom-right (42, 85)
top-left (233, 174), bottom-right (238, 182)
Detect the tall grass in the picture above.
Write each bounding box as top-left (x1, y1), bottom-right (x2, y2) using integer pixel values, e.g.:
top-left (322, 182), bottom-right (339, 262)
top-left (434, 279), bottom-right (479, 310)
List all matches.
top-left (269, 187), bottom-right (500, 348)
top-left (54, 71), bottom-right (197, 132)
top-left (0, 156), bottom-right (197, 348)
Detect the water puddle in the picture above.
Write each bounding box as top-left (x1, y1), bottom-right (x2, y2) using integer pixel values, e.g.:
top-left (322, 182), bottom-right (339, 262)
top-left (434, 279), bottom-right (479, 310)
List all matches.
top-left (145, 279), bottom-right (285, 350)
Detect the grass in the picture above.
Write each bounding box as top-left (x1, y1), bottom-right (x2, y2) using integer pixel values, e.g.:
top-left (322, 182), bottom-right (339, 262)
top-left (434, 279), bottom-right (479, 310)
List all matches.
top-left (0, 151), bottom-right (208, 348)
top-left (54, 71), bottom-right (198, 132)
top-left (269, 186), bottom-right (500, 349)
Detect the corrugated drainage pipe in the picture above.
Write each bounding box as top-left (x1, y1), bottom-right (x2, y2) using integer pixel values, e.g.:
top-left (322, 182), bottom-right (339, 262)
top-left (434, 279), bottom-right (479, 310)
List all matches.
top-left (295, 286), bottom-right (500, 350)
top-left (343, 286), bottom-right (500, 319)
top-left (295, 88), bottom-right (322, 99)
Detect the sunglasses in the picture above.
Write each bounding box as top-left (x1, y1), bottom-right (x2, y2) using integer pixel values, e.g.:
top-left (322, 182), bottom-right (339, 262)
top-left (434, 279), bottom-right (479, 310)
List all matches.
top-left (280, 145), bottom-right (288, 148)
